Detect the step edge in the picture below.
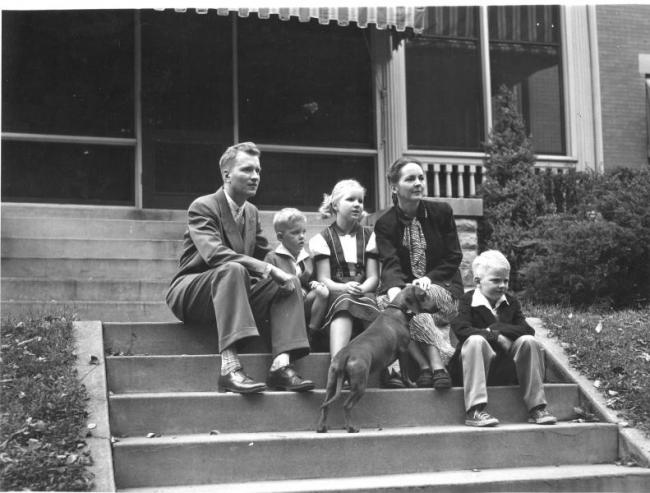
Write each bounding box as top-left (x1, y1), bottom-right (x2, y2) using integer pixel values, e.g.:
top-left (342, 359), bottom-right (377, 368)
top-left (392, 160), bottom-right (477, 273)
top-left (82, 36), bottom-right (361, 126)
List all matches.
top-left (112, 422), bottom-right (618, 447)
top-left (107, 383), bottom-right (580, 400)
top-left (117, 464), bottom-right (650, 493)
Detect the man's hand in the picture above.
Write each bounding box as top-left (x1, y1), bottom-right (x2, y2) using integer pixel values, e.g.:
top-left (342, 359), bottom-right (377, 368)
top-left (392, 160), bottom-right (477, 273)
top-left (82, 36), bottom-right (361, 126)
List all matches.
top-left (497, 334), bottom-right (513, 352)
top-left (269, 266), bottom-right (296, 295)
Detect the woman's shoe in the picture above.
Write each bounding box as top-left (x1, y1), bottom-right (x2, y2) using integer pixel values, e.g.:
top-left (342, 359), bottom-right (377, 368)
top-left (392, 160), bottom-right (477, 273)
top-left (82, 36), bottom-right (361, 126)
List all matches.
top-left (380, 368), bottom-right (406, 389)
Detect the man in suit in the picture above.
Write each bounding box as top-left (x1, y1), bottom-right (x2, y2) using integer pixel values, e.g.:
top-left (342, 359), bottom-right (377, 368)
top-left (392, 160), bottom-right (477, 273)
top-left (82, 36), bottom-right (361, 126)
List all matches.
top-left (166, 142), bottom-right (314, 394)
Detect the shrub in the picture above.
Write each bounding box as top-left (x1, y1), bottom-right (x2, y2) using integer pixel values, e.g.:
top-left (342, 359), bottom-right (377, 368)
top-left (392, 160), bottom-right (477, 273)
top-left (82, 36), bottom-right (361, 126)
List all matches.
top-left (520, 214), bottom-right (642, 307)
top-left (523, 167), bottom-right (650, 308)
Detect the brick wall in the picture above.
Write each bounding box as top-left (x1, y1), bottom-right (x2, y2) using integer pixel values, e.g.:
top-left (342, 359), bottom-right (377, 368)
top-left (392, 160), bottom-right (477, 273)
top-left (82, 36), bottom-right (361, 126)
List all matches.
top-left (597, 5), bottom-right (650, 170)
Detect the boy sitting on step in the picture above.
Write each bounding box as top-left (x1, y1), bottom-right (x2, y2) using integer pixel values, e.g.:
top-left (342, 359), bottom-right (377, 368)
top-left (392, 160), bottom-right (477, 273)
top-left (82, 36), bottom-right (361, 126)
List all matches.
top-left (264, 208), bottom-right (329, 336)
top-left (449, 250), bottom-right (557, 427)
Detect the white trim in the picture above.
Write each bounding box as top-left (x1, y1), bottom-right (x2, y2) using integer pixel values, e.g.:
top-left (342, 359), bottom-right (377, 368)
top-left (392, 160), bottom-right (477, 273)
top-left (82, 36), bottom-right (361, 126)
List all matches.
top-left (134, 10), bottom-right (143, 209)
top-left (1, 133), bottom-right (136, 146)
top-left (587, 5), bottom-right (604, 174)
top-left (232, 13), bottom-right (239, 144)
top-left (479, 5), bottom-right (493, 133)
top-left (372, 29), bottom-right (387, 210)
top-left (256, 144), bottom-right (377, 156)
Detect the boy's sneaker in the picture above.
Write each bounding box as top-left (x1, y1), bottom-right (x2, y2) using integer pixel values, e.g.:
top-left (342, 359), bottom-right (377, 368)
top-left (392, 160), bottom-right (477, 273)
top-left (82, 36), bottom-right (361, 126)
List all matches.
top-left (465, 406), bottom-right (499, 427)
top-left (528, 405), bottom-right (557, 425)
top-left (432, 369), bottom-right (452, 389)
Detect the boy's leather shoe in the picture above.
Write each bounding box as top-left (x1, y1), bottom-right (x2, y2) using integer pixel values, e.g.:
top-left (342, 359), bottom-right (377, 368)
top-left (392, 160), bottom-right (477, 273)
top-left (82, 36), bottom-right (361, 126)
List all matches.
top-left (218, 369), bottom-right (267, 394)
top-left (267, 365), bottom-right (315, 391)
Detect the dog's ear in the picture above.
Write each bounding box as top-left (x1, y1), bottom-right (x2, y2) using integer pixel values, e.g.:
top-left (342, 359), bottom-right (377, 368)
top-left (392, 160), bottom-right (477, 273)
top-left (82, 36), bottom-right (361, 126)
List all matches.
top-left (403, 284), bottom-right (426, 314)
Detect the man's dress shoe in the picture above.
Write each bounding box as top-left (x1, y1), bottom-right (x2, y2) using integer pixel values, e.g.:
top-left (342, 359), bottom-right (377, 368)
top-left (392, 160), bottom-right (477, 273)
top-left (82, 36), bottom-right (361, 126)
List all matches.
top-left (266, 365), bottom-right (315, 392)
top-left (218, 369), bottom-right (267, 394)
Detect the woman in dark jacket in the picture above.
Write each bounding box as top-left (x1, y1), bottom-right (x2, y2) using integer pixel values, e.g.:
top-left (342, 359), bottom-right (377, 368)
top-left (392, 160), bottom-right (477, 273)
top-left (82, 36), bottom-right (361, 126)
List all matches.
top-left (375, 157), bottom-right (464, 389)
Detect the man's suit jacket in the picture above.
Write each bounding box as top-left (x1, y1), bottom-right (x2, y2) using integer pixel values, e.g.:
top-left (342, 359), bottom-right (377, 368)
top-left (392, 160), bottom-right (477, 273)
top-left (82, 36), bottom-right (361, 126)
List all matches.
top-left (171, 187), bottom-right (271, 284)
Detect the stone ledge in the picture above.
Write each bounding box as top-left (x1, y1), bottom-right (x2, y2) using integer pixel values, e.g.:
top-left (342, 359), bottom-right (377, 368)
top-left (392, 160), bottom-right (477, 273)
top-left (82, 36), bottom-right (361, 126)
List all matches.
top-left (73, 320), bottom-right (116, 492)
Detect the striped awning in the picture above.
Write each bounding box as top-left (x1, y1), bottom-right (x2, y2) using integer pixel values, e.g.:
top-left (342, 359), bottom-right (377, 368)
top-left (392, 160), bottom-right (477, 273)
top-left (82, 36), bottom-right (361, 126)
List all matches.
top-left (167, 7), bottom-right (426, 33)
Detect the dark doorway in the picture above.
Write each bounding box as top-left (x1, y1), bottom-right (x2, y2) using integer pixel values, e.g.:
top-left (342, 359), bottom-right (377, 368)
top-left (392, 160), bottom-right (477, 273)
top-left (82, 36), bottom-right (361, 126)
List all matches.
top-left (141, 10), bottom-right (233, 209)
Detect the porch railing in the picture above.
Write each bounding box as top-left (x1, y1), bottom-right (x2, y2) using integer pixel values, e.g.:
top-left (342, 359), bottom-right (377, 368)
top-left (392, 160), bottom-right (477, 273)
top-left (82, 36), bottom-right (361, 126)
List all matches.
top-left (416, 159), bottom-right (573, 199)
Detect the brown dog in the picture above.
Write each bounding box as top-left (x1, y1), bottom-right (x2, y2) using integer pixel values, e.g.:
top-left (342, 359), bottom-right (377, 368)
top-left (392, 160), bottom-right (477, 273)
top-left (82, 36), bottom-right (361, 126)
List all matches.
top-left (316, 284), bottom-right (442, 433)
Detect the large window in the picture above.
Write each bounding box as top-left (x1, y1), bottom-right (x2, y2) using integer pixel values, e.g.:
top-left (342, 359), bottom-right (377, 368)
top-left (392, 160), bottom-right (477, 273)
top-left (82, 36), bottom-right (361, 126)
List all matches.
top-left (2, 10), bottom-right (135, 204)
top-left (141, 12), bottom-right (376, 210)
top-left (405, 5), bottom-right (566, 155)
top-left (489, 5), bottom-right (565, 154)
top-left (406, 7), bottom-right (483, 151)
top-left (238, 17), bottom-right (374, 148)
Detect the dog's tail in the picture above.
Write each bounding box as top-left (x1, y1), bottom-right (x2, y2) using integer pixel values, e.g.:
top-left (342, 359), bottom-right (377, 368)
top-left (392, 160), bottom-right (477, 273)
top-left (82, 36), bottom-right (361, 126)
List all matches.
top-left (320, 359), bottom-right (347, 409)
top-left (320, 370), bottom-right (346, 409)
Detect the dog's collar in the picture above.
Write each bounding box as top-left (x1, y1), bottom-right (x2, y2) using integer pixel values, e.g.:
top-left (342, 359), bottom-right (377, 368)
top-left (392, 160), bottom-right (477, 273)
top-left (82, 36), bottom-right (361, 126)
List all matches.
top-left (384, 302), bottom-right (415, 320)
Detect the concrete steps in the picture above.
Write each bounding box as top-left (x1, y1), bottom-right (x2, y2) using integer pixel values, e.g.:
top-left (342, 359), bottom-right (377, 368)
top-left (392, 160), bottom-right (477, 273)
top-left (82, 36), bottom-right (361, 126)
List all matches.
top-left (108, 385), bottom-right (581, 436)
top-left (112, 423), bottom-right (619, 488)
top-left (119, 465), bottom-right (650, 493)
top-left (0, 203), bottom-right (329, 321)
top-left (102, 321), bottom-right (649, 492)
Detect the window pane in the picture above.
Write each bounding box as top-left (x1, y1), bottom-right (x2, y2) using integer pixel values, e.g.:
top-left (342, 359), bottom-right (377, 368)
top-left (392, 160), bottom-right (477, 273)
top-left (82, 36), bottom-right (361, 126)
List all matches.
top-left (489, 5), bottom-right (565, 154)
top-left (141, 10), bottom-right (233, 135)
top-left (1, 141), bottom-right (134, 204)
top-left (152, 139), bottom-right (221, 195)
top-left (250, 153), bottom-right (376, 211)
top-left (238, 16), bottom-right (374, 148)
top-left (2, 10), bottom-right (134, 137)
top-left (406, 7), bottom-right (484, 151)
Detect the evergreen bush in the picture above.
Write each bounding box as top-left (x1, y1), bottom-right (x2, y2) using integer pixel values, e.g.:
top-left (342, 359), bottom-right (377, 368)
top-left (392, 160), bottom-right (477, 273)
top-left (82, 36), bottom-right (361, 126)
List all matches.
top-left (480, 85), bottom-right (650, 307)
top-left (479, 85), bottom-right (548, 290)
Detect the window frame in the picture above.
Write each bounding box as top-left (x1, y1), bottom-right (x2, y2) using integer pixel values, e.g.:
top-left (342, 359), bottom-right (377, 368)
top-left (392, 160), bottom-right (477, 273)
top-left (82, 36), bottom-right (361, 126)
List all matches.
top-left (404, 5), bottom-right (572, 163)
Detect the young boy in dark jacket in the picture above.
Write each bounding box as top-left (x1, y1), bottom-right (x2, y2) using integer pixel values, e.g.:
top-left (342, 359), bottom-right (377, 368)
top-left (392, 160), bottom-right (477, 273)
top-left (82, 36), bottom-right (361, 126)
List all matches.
top-left (449, 250), bottom-right (556, 427)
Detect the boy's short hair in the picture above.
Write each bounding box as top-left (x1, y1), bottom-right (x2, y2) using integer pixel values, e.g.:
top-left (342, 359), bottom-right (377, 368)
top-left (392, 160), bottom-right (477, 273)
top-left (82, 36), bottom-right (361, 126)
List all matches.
top-left (219, 141), bottom-right (260, 172)
top-left (472, 250), bottom-right (511, 279)
top-left (273, 208), bottom-right (307, 233)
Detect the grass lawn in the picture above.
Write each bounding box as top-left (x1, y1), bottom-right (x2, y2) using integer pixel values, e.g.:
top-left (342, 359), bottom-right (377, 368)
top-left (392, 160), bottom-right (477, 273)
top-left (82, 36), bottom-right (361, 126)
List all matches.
top-left (0, 310), bottom-right (94, 491)
top-left (527, 303), bottom-right (650, 435)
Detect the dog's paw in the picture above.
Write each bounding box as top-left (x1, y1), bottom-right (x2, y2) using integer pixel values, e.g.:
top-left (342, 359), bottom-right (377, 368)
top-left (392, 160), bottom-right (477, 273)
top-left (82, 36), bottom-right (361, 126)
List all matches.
top-left (346, 426), bottom-right (360, 433)
top-left (316, 425), bottom-right (328, 433)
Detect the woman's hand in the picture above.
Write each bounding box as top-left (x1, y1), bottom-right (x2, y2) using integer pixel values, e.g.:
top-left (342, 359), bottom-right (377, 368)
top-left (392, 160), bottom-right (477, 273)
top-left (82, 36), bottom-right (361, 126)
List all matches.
top-left (412, 277), bottom-right (432, 291)
top-left (343, 281), bottom-right (363, 296)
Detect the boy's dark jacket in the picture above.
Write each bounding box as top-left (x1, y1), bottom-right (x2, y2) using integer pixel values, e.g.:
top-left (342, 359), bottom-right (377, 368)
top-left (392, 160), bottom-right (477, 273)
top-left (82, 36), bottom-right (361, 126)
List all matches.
top-left (448, 289), bottom-right (535, 386)
top-left (264, 250), bottom-right (314, 290)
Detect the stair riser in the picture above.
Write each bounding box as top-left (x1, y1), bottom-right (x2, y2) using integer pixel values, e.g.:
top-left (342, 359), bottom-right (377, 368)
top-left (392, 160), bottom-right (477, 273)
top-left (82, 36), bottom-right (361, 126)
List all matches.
top-left (1, 217), bottom-right (186, 240)
top-left (106, 354), bottom-right (360, 392)
top-left (2, 238), bottom-right (182, 259)
top-left (109, 385), bottom-right (580, 436)
top-left (1, 301), bottom-right (175, 322)
top-left (1, 203), bottom-right (187, 220)
top-left (437, 475), bottom-right (650, 493)
top-left (2, 279), bottom-right (168, 302)
top-left (1, 258), bottom-right (177, 280)
top-left (112, 424), bottom-right (619, 488)
top-left (105, 354), bottom-right (565, 394)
